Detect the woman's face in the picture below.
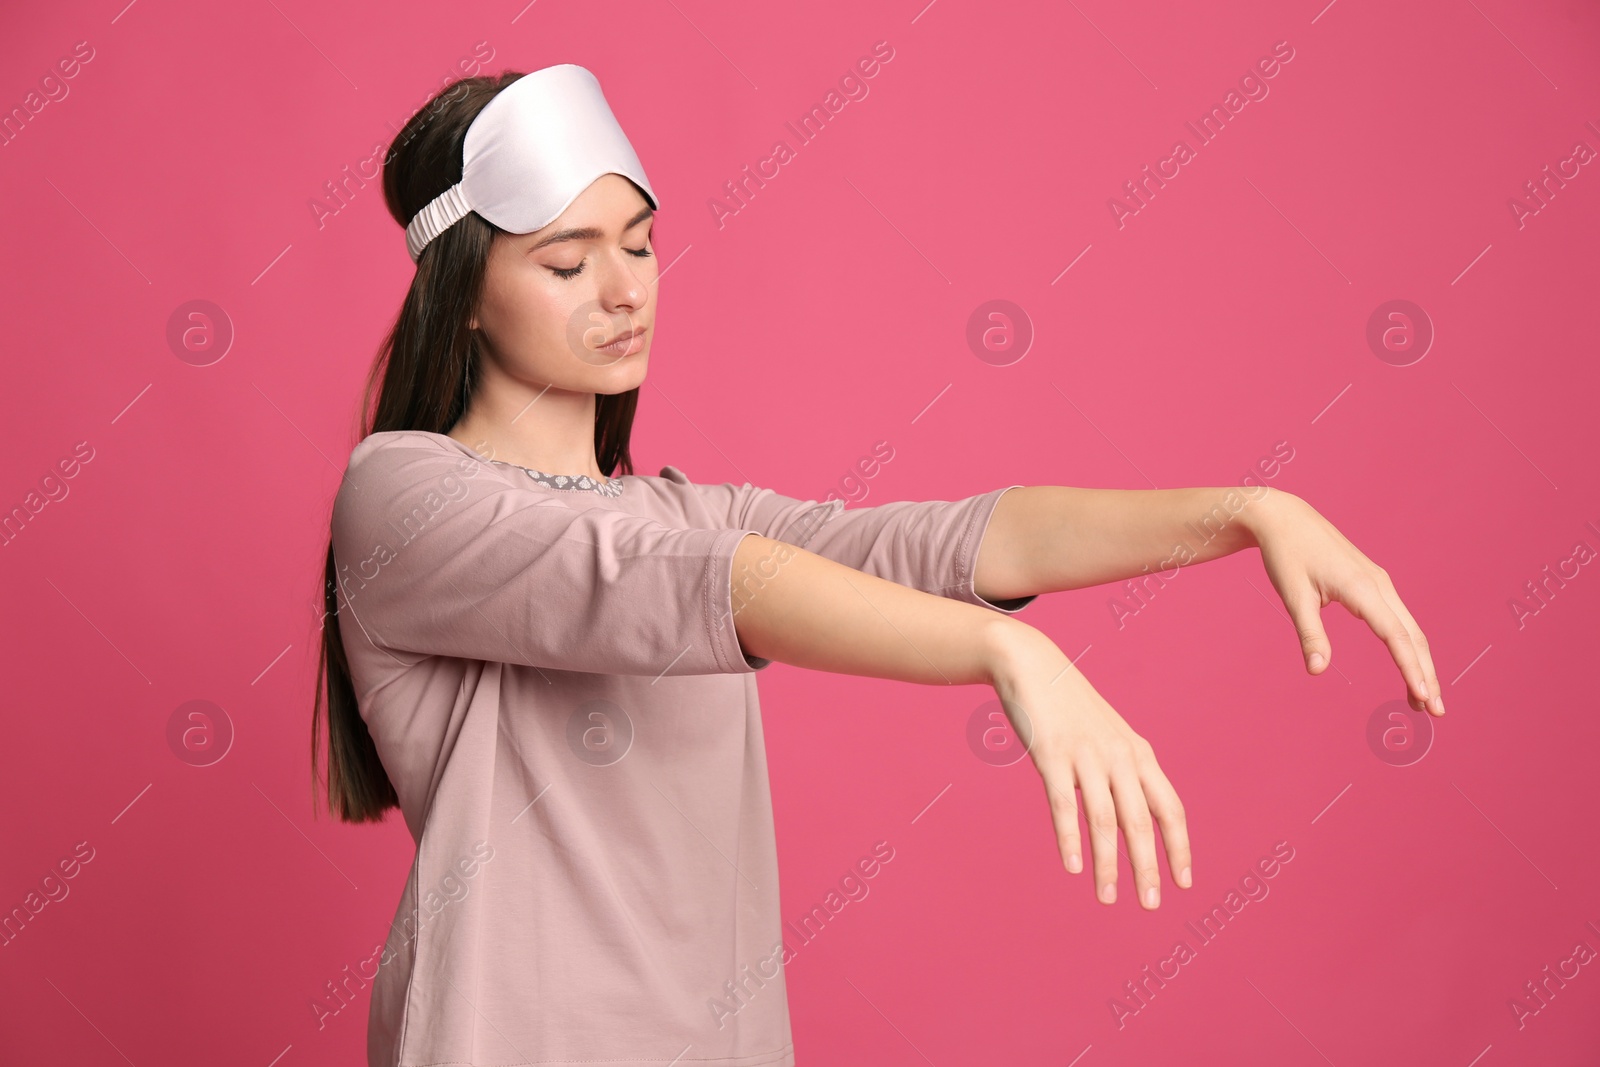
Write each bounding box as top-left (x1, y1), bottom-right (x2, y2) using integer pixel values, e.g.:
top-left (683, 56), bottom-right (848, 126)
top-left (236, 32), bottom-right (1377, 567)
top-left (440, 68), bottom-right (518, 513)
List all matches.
top-left (469, 173), bottom-right (657, 395)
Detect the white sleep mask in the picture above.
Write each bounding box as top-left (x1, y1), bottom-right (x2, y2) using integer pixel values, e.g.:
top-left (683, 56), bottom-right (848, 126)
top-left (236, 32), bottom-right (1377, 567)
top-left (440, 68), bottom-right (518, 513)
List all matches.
top-left (404, 63), bottom-right (659, 263)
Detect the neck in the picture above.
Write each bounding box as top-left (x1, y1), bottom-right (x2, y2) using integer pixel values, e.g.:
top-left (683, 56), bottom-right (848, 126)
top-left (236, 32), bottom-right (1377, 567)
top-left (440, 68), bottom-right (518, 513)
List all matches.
top-left (447, 382), bottom-right (605, 481)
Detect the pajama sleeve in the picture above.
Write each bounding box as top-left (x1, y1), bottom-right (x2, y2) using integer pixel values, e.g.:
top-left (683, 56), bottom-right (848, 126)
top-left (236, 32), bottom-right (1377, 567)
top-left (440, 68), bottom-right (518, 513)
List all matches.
top-left (331, 439), bottom-right (768, 676)
top-left (674, 471), bottom-right (1038, 615)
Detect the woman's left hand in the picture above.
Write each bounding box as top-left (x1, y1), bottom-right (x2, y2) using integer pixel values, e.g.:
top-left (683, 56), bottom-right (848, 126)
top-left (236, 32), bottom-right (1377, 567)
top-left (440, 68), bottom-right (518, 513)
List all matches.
top-left (1249, 491), bottom-right (1444, 717)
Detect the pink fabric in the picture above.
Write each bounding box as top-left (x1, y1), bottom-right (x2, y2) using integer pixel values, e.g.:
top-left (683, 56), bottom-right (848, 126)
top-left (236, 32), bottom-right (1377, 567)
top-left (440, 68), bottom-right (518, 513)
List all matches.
top-left (331, 430), bottom-right (1035, 1066)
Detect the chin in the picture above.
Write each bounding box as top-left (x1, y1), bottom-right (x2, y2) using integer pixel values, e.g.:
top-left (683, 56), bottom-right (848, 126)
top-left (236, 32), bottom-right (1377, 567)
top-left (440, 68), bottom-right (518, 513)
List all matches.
top-left (590, 357), bottom-right (648, 394)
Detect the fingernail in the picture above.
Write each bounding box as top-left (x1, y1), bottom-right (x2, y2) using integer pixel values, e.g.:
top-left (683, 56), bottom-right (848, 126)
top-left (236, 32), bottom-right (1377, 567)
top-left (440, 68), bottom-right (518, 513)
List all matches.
top-left (1308, 653), bottom-right (1324, 670)
top-left (1067, 854), bottom-right (1082, 873)
top-left (1144, 886), bottom-right (1158, 908)
top-left (1101, 883), bottom-right (1116, 904)
top-left (1179, 866), bottom-right (1191, 887)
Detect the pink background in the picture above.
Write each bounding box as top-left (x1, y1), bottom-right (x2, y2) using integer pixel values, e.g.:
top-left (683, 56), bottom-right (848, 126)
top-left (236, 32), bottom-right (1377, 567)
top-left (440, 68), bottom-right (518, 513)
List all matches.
top-left (3, 0), bottom-right (1598, 1063)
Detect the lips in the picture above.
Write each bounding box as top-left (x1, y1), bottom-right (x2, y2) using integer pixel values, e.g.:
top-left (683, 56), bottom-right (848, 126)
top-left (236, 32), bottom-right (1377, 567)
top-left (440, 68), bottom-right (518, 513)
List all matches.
top-left (597, 326), bottom-right (645, 350)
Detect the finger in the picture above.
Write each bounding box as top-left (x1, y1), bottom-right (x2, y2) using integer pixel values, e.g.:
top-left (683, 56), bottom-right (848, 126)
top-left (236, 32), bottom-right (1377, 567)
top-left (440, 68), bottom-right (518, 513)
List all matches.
top-left (1041, 772), bottom-right (1083, 874)
top-left (1137, 747), bottom-right (1192, 890)
top-left (1339, 576), bottom-right (1432, 711)
top-left (1282, 583), bottom-right (1333, 675)
top-left (1109, 759), bottom-right (1162, 910)
top-left (1076, 769), bottom-right (1122, 905)
top-left (1376, 575), bottom-right (1444, 716)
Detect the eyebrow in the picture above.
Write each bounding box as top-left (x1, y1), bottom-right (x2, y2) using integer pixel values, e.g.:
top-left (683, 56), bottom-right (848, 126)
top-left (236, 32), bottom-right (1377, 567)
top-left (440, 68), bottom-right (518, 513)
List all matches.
top-left (526, 205), bottom-right (655, 251)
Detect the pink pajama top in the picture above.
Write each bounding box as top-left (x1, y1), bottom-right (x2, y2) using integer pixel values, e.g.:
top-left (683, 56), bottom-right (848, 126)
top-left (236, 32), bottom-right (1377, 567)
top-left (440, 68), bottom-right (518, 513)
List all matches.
top-left (330, 430), bottom-right (1035, 1067)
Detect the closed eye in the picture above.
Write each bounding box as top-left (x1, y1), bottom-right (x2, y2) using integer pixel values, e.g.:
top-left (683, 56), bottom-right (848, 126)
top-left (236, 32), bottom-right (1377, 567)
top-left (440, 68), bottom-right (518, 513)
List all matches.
top-left (550, 247), bottom-right (654, 280)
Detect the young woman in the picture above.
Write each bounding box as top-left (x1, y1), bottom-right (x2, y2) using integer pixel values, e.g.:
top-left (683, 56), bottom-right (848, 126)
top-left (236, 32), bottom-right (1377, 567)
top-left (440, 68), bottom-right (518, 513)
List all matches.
top-left (311, 66), bottom-right (1443, 1067)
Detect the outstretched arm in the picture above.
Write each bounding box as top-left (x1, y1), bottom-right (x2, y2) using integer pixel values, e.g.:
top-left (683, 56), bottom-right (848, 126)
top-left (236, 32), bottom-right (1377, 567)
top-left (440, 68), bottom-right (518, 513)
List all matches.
top-left (682, 472), bottom-right (1039, 616)
top-left (728, 532), bottom-right (1193, 911)
top-left (976, 484), bottom-right (1446, 718)
top-left (972, 483), bottom-right (1277, 598)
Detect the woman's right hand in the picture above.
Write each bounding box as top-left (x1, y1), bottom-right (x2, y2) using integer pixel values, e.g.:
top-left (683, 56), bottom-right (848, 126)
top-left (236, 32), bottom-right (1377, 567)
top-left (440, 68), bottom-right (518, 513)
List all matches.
top-left (720, 533), bottom-right (1191, 908)
top-left (988, 622), bottom-right (1192, 910)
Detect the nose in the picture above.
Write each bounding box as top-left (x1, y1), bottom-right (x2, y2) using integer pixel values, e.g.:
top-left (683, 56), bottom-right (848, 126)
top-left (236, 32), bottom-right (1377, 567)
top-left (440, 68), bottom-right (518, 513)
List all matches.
top-left (598, 248), bottom-right (651, 315)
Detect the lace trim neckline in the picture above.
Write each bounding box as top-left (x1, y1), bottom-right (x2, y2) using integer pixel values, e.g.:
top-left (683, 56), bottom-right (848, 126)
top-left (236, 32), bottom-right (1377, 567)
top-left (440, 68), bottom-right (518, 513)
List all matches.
top-left (489, 459), bottom-right (624, 497)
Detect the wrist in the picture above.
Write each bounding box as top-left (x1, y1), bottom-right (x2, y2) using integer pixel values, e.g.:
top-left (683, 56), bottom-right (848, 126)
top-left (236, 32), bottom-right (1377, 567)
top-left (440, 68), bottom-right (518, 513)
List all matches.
top-left (1239, 486), bottom-right (1301, 549)
top-left (981, 617), bottom-right (1069, 693)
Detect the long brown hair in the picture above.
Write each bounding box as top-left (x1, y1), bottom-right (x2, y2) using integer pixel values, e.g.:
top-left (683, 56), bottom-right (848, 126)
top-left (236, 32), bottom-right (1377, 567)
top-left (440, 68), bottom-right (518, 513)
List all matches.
top-left (310, 70), bottom-right (641, 822)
